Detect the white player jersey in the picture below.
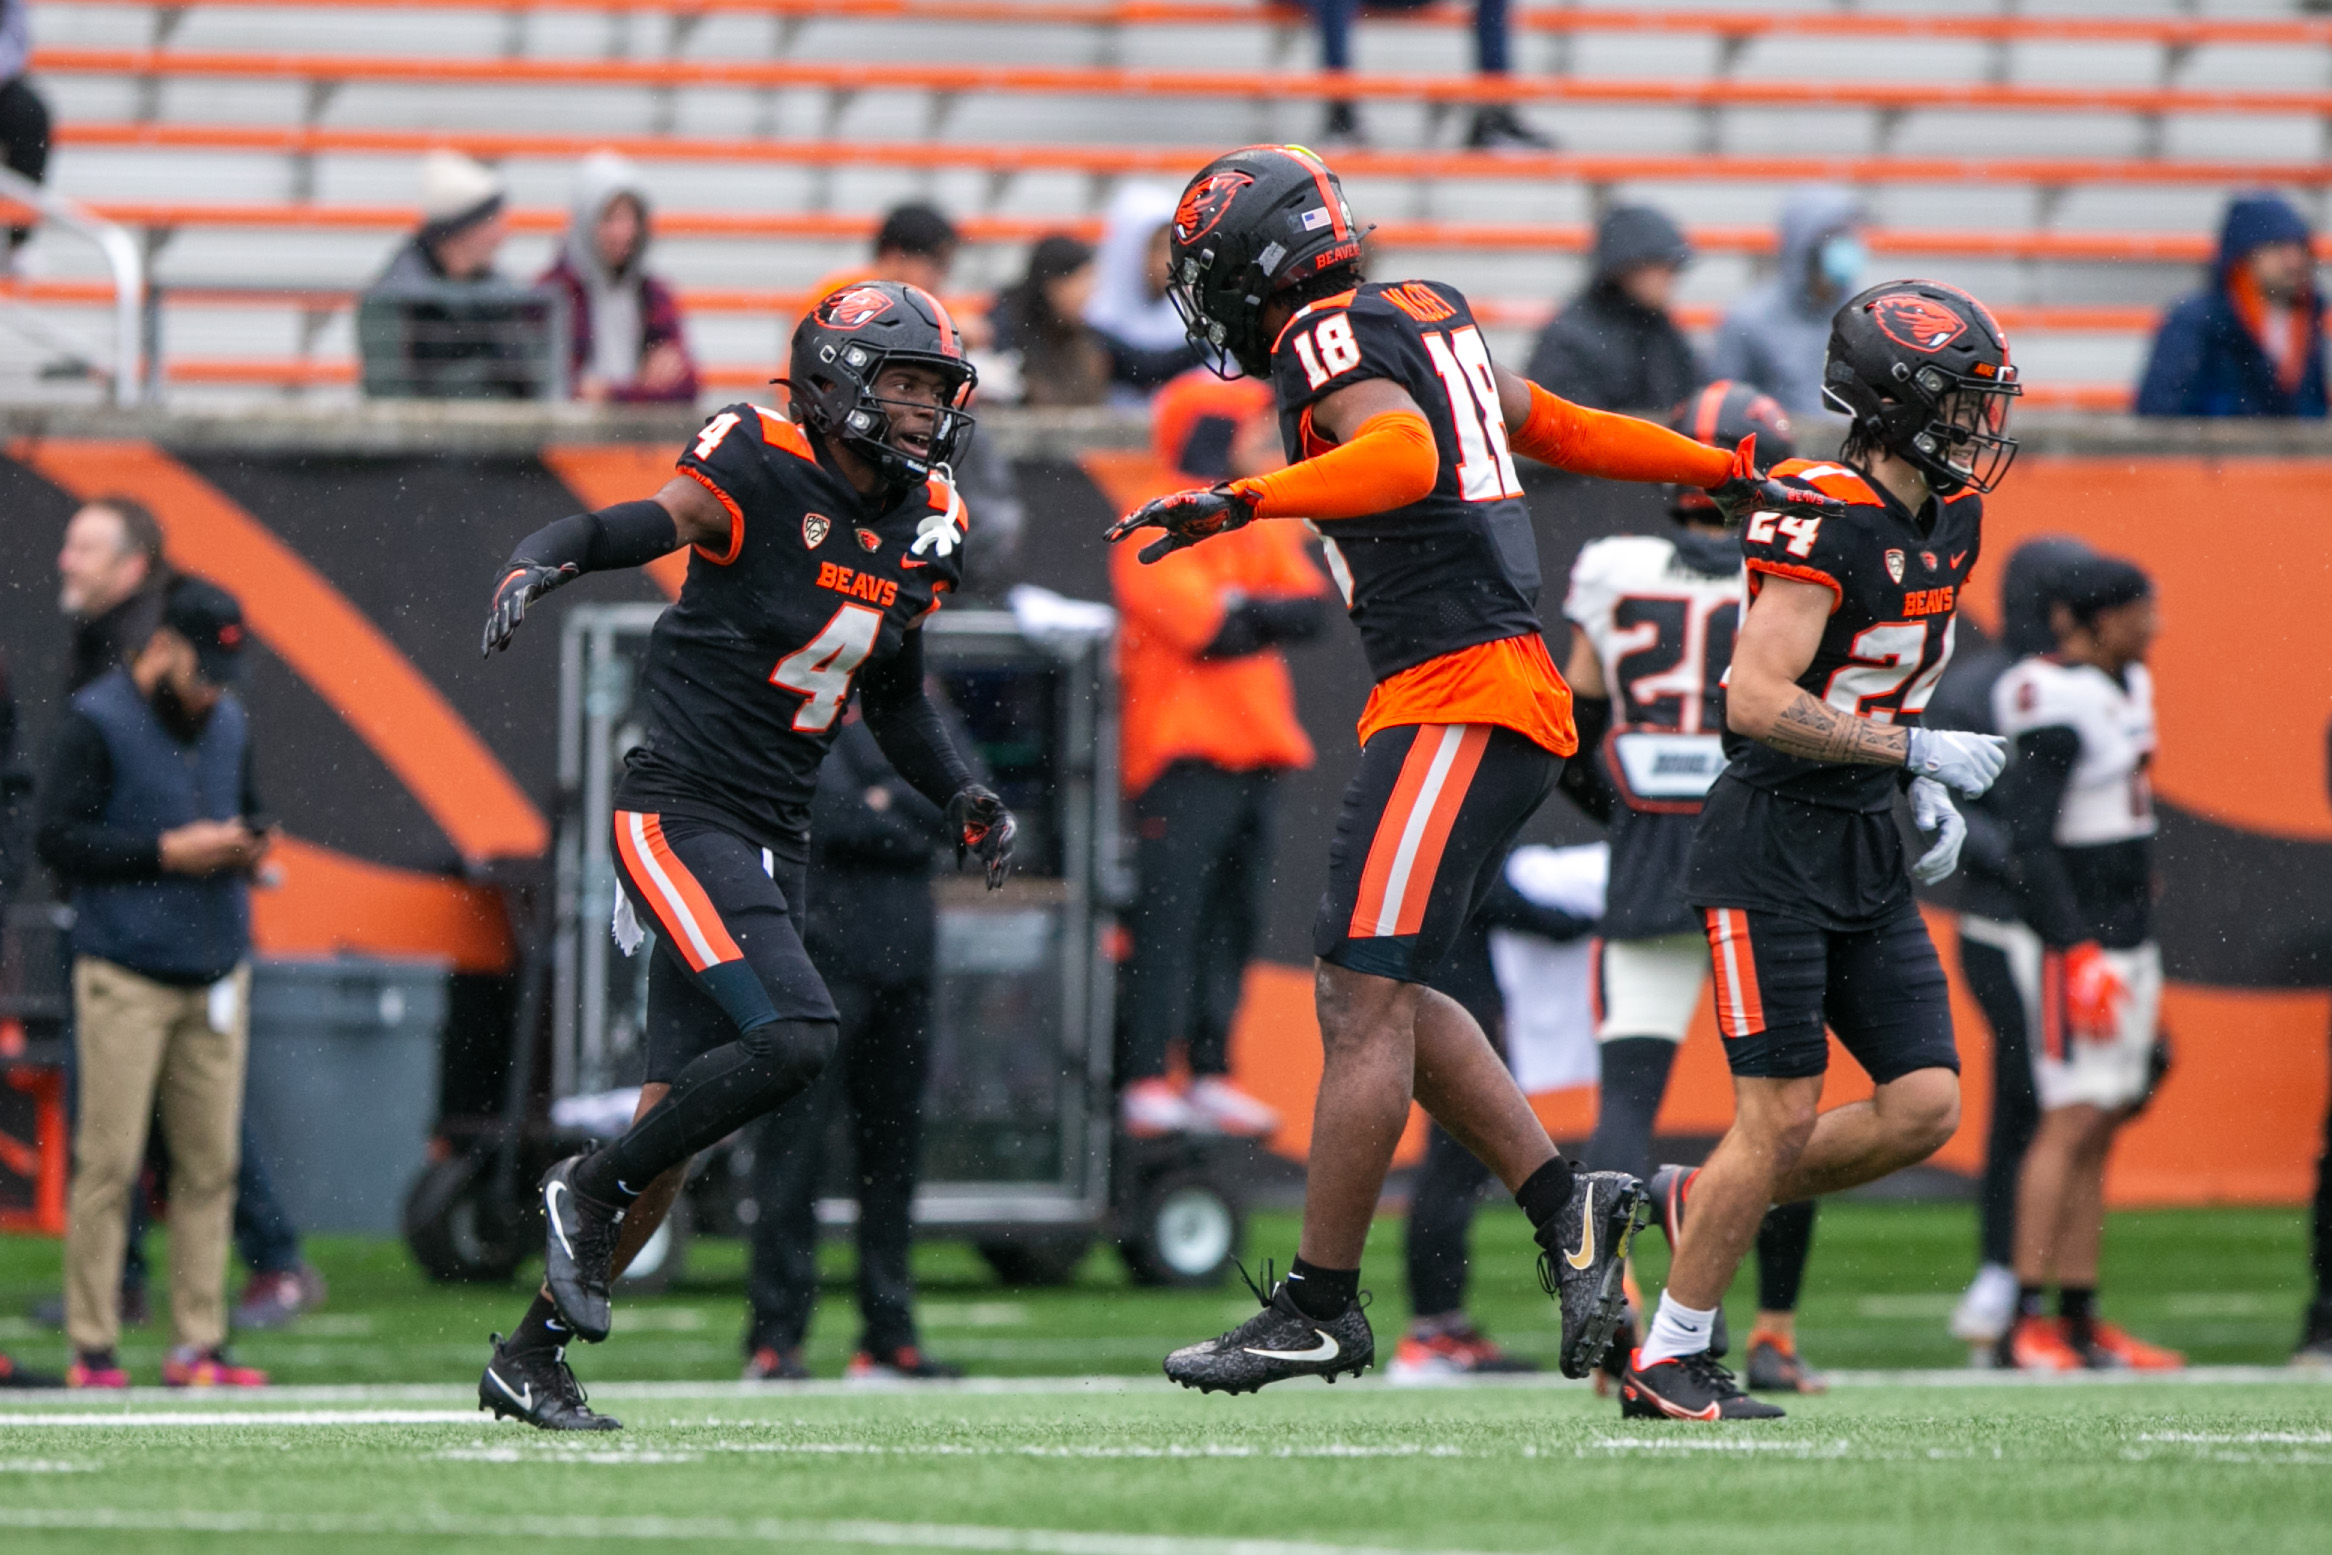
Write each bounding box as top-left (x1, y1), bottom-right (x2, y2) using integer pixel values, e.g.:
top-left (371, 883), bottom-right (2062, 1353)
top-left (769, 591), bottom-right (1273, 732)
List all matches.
top-left (1992, 657), bottom-right (2156, 846)
top-left (1563, 532), bottom-right (1742, 808)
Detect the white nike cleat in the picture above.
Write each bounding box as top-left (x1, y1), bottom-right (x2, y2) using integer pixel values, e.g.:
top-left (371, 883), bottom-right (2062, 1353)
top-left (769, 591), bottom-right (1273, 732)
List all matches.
top-left (1951, 1262), bottom-right (2020, 1346)
top-left (1162, 1270), bottom-right (1374, 1395)
top-left (1186, 1078), bottom-right (1280, 1138)
top-left (1119, 1078), bottom-right (1203, 1138)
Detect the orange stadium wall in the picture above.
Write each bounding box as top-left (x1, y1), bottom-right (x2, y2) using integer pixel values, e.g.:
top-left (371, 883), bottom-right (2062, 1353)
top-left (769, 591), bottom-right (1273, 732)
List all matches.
top-left (0, 434), bottom-right (2325, 1199)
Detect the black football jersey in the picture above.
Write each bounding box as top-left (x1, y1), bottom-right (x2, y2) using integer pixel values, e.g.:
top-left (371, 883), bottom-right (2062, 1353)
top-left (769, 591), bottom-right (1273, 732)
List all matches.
top-left (1561, 527), bottom-right (1741, 940)
top-left (611, 403), bottom-right (965, 850)
top-left (1271, 279), bottom-right (1545, 682)
top-left (1719, 459), bottom-right (1982, 813)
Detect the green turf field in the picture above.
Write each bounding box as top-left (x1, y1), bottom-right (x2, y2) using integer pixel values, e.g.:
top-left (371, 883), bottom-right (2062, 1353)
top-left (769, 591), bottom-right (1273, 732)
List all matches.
top-left (0, 1205), bottom-right (2324, 1553)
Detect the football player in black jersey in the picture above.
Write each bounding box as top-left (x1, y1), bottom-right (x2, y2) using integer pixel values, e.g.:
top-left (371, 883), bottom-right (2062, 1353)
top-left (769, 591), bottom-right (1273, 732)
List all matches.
top-left (1621, 281), bottom-right (2018, 1421)
top-left (471, 280), bottom-right (1016, 1430)
top-left (1108, 145), bottom-right (1843, 1395)
top-left (1563, 382), bottom-right (1825, 1396)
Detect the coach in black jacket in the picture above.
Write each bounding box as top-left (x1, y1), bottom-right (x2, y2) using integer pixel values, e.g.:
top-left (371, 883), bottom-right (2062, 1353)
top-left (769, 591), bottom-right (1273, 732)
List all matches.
top-left (743, 711), bottom-right (957, 1381)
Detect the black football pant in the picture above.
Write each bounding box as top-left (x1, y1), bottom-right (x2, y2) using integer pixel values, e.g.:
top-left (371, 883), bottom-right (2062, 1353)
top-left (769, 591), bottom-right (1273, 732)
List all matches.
top-left (1583, 1035), bottom-right (1818, 1313)
top-left (0, 76), bottom-right (49, 249)
top-left (1958, 933), bottom-right (2040, 1270)
top-left (1118, 763), bottom-right (1278, 1083)
top-left (746, 974), bottom-right (929, 1358)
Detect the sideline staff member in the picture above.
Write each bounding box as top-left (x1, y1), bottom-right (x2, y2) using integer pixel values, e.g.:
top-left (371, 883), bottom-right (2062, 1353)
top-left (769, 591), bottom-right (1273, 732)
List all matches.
top-left (41, 579), bottom-right (272, 1389)
top-left (1110, 370), bottom-right (1326, 1137)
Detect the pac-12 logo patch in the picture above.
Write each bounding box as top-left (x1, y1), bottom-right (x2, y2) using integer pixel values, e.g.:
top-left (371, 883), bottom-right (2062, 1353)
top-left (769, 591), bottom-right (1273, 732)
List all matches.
top-left (1885, 548), bottom-right (1907, 583)
top-left (1175, 171), bottom-right (1254, 245)
top-left (802, 512), bottom-right (831, 549)
top-left (819, 287), bottom-right (895, 330)
top-left (1869, 293), bottom-right (1968, 353)
top-left (857, 527), bottom-right (883, 552)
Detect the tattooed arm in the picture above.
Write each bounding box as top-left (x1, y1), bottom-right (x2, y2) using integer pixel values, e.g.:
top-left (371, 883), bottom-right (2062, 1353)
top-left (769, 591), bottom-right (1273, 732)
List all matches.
top-left (1726, 573), bottom-right (1910, 766)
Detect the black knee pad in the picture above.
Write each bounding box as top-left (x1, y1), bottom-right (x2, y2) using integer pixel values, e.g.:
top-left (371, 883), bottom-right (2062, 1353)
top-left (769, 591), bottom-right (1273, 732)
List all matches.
top-left (740, 1018), bottom-right (838, 1098)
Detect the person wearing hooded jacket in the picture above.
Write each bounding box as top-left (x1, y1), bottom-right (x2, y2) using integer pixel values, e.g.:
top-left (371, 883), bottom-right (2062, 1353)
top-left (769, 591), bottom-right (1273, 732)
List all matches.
top-left (2136, 192), bottom-right (2326, 419)
top-left (1708, 187), bottom-right (1869, 414)
top-left (539, 151), bottom-right (699, 404)
top-left (1526, 205), bottom-right (1703, 413)
top-left (1083, 184), bottom-right (1199, 402)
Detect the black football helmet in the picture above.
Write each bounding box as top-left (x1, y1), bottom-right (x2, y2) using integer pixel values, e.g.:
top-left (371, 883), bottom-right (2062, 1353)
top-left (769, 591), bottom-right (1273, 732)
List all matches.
top-left (786, 280), bottom-right (977, 486)
top-left (1667, 379), bottom-right (1795, 523)
top-left (1822, 279), bottom-right (2020, 495)
top-left (1166, 145), bottom-right (1370, 378)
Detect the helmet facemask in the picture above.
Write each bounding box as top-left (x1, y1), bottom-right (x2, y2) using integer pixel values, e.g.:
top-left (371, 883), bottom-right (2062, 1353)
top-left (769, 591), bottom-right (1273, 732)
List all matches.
top-left (808, 344), bottom-right (977, 487)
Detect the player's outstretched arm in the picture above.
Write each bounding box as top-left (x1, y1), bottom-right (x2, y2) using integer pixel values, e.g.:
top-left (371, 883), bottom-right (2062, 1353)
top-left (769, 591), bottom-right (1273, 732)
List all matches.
top-left (1727, 574), bottom-right (1911, 766)
top-left (1492, 368), bottom-right (1842, 522)
top-left (1106, 378), bottom-right (1437, 563)
top-left (480, 477), bottom-right (723, 656)
top-left (858, 632), bottom-right (1016, 889)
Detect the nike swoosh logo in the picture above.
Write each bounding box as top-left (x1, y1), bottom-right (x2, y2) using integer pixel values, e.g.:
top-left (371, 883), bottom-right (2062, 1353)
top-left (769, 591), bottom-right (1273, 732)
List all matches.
top-left (1565, 1183), bottom-right (1597, 1270)
top-left (1243, 1331), bottom-right (1339, 1362)
top-left (486, 1368), bottom-right (533, 1412)
top-left (546, 1180), bottom-right (576, 1261)
top-left (1950, 551), bottom-right (1969, 568)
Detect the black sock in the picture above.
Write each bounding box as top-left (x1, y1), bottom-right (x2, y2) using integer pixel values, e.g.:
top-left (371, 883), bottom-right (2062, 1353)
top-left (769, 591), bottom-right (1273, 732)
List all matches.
top-left (1285, 1256), bottom-right (1359, 1319)
top-left (1513, 1155), bottom-right (1578, 1233)
top-left (1755, 1200), bottom-right (1818, 1313)
top-left (1583, 1036), bottom-right (1677, 1180)
top-left (506, 1291), bottom-right (571, 1356)
top-left (2017, 1283), bottom-right (2048, 1320)
top-left (2059, 1285), bottom-right (2097, 1344)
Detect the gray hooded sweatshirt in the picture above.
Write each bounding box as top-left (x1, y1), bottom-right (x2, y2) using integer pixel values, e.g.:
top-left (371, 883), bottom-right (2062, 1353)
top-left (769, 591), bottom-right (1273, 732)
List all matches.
top-left (1708, 186), bottom-right (1865, 413)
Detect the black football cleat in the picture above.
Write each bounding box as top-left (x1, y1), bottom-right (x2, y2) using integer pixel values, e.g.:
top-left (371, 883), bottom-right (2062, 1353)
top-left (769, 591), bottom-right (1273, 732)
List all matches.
top-left (1620, 1349), bottom-right (1786, 1422)
top-left (540, 1156), bottom-right (623, 1343)
top-left (1164, 1269), bottom-right (1373, 1396)
top-left (479, 1335), bottom-right (621, 1431)
top-left (1535, 1169), bottom-right (1647, 1379)
top-left (1744, 1331), bottom-right (1827, 1394)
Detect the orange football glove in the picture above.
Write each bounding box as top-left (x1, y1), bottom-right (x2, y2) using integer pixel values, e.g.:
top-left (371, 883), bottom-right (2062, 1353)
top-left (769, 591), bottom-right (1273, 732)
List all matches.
top-left (2061, 942), bottom-right (2129, 1043)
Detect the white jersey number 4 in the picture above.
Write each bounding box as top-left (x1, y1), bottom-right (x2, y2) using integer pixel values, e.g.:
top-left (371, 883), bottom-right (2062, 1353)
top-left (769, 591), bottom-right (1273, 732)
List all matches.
top-left (769, 603), bottom-right (883, 732)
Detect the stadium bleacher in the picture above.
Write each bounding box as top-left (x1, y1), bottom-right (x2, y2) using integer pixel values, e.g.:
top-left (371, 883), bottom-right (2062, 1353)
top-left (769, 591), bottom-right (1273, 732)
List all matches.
top-left (5, 0), bottom-right (2329, 404)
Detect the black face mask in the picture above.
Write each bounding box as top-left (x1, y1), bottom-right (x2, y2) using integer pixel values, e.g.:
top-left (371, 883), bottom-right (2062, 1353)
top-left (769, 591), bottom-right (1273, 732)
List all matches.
top-left (150, 678), bottom-right (214, 742)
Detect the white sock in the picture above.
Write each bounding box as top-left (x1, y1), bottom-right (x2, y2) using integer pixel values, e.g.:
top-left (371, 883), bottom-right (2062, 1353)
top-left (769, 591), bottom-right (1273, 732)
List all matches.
top-left (1638, 1291), bottom-right (1720, 1367)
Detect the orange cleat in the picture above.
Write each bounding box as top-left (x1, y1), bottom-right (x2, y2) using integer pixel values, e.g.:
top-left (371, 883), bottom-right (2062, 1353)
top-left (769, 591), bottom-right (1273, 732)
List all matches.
top-left (66, 1352), bottom-right (128, 1389)
top-left (162, 1347), bottom-right (268, 1388)
top-left (2083, 1321), bottom-right (2185, 1371)
top-left (1996, 1315), bottom-right (2083, 1372)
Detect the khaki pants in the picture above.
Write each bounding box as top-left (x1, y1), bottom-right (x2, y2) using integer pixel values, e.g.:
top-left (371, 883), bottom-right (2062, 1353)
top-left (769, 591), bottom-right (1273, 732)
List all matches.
top-left (64, 956), bottom-right (250, 1356)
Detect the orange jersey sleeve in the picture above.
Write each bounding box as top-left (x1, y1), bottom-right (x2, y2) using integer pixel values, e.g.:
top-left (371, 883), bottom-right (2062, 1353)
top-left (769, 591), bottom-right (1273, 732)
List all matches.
top-left (1229, 409), bottom-right (1438, 521)
top-left (1511, 382), bottom-right (1733, 488)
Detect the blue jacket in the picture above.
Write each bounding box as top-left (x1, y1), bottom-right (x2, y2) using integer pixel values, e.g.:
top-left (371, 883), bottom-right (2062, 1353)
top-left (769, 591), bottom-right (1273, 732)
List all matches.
top-left (2135, 194), bottom-right (2326, 419)
top-left (45, 669), bottom-right (253, 985)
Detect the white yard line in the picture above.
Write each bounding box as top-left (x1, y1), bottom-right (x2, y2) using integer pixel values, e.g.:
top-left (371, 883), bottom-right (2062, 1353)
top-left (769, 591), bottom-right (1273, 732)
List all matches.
top-left (0, 1508), bottom-right (1518, 1555)
top-left (0, 1409), bottom-right (481, 1426)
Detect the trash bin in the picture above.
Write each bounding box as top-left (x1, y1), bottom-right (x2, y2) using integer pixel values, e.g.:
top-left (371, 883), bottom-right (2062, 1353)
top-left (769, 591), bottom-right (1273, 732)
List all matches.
top-left (244, 957), bottom-right (449, 1234)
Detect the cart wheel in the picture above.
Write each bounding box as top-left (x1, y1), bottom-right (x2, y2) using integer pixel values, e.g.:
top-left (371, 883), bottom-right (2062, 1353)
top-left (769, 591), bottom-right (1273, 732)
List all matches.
top-left (402, 1153), bottom-right (528, 1284)
top-left (1121, 1171), bottom-right (1241, 1288)
top-left (616, 1193), bottom-right (690, 1291)
top-left (975, 1234), bottom-right (1093, 1287)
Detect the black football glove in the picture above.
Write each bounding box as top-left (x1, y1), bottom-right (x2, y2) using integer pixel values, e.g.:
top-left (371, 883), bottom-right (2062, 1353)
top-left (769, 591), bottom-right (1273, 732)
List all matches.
top-left (481, 561), bottom-right (578, 657)
top-left (1706, 434), bottom-right (1850, 527)
top-left (945, 784), bottom-right (1017, 890)
top-left (1105, 484), bottom-right (1261, 564)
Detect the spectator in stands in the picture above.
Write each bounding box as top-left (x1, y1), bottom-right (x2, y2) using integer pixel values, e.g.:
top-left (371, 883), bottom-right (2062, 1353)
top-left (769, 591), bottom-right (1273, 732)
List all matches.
top-left (2137, 192), bottom-right (2326, 419)
top-left (0, 0), bottom-right (48, 268)
top-left (42, 578), bottom-right (272, 1389)
top-left (990, 234), bottom-right (1110, 407)
top-left (1709, 186), bottom-right (1868, 415)
top-left (1312, 0), bottom-right (1547, 151)
top-left (809, 203), bottom-right (993, 350)
top-left (372, 149), bottom-right (509, 290)
top-left (1085, 185), bottom-right (1199, 402)
top-left (1526, 204), bottom-right (1702, 413)
top-left (1109, 370), bottom-right (1326, 1137)
top-left (540, 151), bottom-right (698, 405)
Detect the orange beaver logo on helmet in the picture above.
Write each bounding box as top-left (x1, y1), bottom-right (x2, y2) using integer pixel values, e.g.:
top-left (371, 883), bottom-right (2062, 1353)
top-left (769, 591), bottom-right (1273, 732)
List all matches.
top-left (819, 287), bottom-right (897, 330)
top-left (1174, 172), bottom-right (1254, 246)
top-left (1869, 293), bottom-right (1969, 354)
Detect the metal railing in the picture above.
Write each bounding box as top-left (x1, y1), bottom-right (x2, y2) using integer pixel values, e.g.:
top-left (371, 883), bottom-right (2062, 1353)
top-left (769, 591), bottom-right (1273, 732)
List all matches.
top-left (0, 167), bottom-right (146, 406)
